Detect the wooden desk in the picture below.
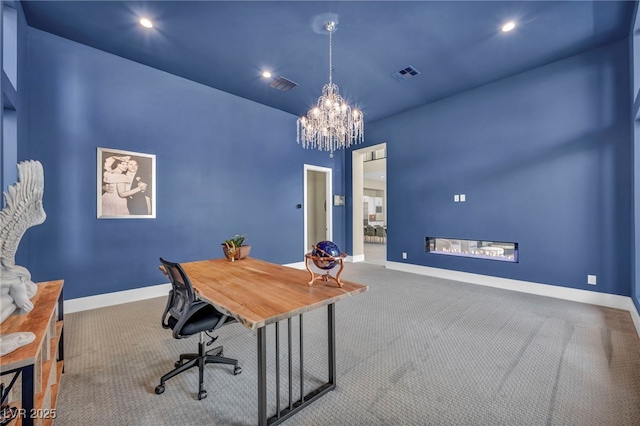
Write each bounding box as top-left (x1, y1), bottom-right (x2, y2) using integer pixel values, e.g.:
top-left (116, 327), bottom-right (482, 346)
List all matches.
top-left (180, 258), bottom-right (368, 426)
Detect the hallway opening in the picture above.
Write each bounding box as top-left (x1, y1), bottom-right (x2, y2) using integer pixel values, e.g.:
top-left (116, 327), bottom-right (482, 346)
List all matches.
top-left (352, 143), bottom-right (387, 266)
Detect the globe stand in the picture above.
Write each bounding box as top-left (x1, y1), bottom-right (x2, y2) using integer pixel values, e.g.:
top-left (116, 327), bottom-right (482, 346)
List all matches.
top-left (304, 249), bottom-right (347, 288)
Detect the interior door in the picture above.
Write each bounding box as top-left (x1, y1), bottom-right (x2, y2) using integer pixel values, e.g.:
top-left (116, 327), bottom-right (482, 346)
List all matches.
top-left (304, 165), bottom-right (332, 254)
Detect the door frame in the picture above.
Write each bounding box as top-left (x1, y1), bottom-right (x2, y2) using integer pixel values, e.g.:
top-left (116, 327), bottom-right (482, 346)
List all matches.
top-left (303, 164), bottom-right (333, 255)
top-left (352, 143), bottom-right (387, 262)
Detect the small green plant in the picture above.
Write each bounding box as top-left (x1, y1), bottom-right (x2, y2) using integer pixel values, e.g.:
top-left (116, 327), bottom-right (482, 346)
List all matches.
top-left (224, 234), bottom-right (247, 248)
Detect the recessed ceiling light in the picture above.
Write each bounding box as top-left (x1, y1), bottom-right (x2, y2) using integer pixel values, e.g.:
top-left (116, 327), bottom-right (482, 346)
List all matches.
top-left (501, 21), bottom-right (516, 32)
top-left (139, 18), bottom-right (153, 28)
top-left (262, 71), bottom-right (272, 78)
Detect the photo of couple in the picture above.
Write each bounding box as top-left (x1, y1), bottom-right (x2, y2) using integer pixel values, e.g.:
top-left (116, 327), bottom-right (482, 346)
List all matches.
top-left (97, 148), bottom-right (156, 218)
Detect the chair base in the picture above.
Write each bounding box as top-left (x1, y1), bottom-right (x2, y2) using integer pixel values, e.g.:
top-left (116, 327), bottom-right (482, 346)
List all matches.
top-left (155, 339), bottom-right (241, 400)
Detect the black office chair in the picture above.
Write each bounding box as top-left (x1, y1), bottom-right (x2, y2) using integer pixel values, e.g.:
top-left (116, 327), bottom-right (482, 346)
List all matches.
top-left (155, 258), bottom-right (241, 400)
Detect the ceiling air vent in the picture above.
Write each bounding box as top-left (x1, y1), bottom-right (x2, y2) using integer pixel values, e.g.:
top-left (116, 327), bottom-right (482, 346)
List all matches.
top-left (268, 76), bottom-right (298, 92)
top-left (390, 65), bottom-right (421, 82)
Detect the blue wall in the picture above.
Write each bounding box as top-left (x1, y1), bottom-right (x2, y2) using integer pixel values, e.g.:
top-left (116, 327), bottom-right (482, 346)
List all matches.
top-left (23, 28), bottom-right (344, 300)
top-left (15, 24), bottom-right (636, 303)
top-left (350, 40), bottom-right (631, 296)
top-left (632, 3), bottom-right (640, 314)
top-left (1, 1), bottom-right (29, 195)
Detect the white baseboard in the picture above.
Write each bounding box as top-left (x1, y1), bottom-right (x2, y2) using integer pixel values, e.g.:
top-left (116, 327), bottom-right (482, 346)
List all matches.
top-left (283, 261), bottom-right (306, 270)
top-left (284, 256), bottom-right (366, 268)
top-left (63, 261), bottom-right (640, 339)
top-left (387, 261), bottom-right (640, 338)
top-left (65, 261), bottom-right (313, 313)
top-left (64, 283), bottom-right (171, 314)
top-left (630, 302), bottom-right (640, 338)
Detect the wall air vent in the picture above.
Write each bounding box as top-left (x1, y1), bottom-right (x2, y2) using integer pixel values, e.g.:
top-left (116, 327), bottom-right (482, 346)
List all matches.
top-left (268, 76), bottom-right (298, 92)
top-left (390, 65), bottom-right (421, 82)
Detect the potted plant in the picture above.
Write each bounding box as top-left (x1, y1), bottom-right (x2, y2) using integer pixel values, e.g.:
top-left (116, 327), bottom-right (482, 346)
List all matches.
top-left (222, 234), bottom-right (251, 261)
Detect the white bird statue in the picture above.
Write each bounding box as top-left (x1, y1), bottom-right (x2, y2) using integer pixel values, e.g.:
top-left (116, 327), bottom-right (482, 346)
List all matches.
top-left (0, 160), bottom-right (46, 355)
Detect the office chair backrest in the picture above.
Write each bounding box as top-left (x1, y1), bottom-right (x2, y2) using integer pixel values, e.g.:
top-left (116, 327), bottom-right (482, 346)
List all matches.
top-left (159, 258), bottom-right (198, 324)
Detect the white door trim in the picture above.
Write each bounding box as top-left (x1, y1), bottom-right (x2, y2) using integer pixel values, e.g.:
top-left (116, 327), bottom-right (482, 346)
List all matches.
top-left (303, 164), bottom-right (333, 255)
top-left (352, 143), bottom-right (386, 262)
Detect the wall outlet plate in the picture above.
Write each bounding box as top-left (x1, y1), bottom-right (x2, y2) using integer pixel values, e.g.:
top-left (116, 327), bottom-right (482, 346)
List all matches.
top-left (454, 195), bottom-right (459, 202)
top-left (402, 252), bottom-right (407, 259)
top-left (460, 194), bottom-right (466, 202)
top-left (587, 275), bottom-right (597, 285)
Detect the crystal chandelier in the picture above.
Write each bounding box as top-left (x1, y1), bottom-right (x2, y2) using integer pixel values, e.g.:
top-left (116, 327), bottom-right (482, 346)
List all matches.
top-left (297, 22), bottom-right (364, 158)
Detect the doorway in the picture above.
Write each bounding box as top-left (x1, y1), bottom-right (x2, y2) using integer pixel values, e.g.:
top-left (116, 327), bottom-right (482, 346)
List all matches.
top-left (352, 143), bottom-right (387, 265)
top-left (304, 164), bottom-right (333, 255)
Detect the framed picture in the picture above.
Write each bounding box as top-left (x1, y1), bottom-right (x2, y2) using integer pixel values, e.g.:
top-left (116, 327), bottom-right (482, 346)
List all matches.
top-left (97, 147), bottom-right (156, 219)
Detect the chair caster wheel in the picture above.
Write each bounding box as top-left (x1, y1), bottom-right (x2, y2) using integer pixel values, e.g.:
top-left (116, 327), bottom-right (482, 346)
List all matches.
top-left (233, 366), bottom-right (242, 375)
top-left (174, 361), bottom-right (182, 368)
top-left (198, 390), bottom-right (207, 400)
top-left (155, 385), bottom-right (165, 395)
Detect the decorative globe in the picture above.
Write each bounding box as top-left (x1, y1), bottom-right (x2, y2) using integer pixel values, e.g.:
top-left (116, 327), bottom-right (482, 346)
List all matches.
top-left (311, 240), bottom-right (341, 270)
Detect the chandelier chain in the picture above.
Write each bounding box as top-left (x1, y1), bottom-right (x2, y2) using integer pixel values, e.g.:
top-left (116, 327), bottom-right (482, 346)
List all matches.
top-left (328, 23), bottom-right (333, 86)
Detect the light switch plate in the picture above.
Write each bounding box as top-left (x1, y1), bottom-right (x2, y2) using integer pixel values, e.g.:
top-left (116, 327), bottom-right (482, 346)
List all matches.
top-left (460, 194), bottom-right (466, 202)
top-left (454, 194), bottom-right (459, 202)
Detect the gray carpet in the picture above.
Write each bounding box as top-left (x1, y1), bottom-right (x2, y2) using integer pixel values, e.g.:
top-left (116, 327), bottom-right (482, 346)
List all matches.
top-left (56, 263), bottom-right (640, 425)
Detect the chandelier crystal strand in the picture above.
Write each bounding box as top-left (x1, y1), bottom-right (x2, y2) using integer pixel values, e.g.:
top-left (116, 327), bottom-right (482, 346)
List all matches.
top-left (296, 21), bottom-right (364, 158)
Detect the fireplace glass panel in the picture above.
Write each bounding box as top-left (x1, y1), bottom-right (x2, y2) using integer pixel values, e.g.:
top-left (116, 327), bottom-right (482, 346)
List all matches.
top-left (425, 238), bottom-right (518, 262)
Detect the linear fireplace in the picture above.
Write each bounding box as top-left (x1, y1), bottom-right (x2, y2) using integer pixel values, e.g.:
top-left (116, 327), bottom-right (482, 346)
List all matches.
top-left (425, 237), bottom-right (518, 262)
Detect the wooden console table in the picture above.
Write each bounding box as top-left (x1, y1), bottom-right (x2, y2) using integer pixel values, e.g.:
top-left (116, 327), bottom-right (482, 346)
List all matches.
top-left (0, 280), bottom-right (64, 426)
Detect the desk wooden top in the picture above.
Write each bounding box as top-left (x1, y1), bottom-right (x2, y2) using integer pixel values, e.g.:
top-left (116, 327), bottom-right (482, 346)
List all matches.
top-left (0, 280), bottom-right (63, 371)
top-left (180, 258), bottom-right (368, 330)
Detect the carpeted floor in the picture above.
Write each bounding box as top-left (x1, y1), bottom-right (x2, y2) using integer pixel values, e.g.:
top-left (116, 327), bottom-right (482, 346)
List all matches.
top-left (55, 263), bottom-right (640, 425)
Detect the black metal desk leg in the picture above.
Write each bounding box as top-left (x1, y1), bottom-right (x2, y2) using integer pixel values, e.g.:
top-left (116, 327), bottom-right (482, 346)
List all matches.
top-left (275, 322), bottom-right (280, 418)
top-left (328, 303), bottom-right (336, 385)
top-left (288, 318), bottom-right (292, 410)
top-left (58, 287), bottom-right (64, 363)
top-left (299, 313), bottom-right (304, 402)
top-left (258, 327), bottom-right (267, 426)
